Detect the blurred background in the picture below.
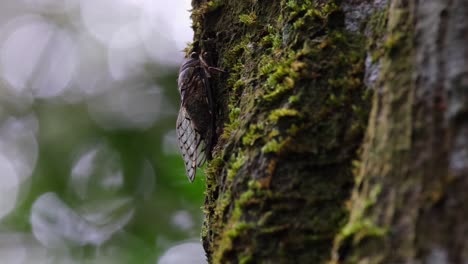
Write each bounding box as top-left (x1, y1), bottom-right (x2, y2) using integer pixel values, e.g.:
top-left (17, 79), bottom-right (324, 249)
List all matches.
top-left (0, 1), bottom-right (207, 263)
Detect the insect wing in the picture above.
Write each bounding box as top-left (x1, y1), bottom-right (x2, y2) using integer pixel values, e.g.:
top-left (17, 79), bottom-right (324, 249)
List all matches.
top-left (176, 107), bottom-right (206, 182)
top-left (178, 56), bottom-right (199, 102)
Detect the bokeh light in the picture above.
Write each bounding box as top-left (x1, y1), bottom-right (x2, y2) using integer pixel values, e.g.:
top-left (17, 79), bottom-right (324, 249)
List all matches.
top-left (0, 153), bottom-right (19, 220)
top-left (1, 15), bottom-right (77, 98)
top-left (158, 241), bottom-right (206, 264)
top-left (0, 0), bottom-right (205, 263)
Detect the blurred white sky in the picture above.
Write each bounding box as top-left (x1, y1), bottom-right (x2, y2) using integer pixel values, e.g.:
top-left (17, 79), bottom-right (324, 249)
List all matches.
top-left (0, 0), bottom-right (193, 100)
top-left (0, 0), bottom-right (193, 130)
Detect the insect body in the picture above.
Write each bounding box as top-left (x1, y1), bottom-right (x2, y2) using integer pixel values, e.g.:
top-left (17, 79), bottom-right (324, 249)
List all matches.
top-left (176, 52), bottom-right (223, 182)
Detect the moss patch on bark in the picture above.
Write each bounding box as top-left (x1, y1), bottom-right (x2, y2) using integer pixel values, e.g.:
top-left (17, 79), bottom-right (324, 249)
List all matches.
top-left (191, 0), bottom-right (373, 262)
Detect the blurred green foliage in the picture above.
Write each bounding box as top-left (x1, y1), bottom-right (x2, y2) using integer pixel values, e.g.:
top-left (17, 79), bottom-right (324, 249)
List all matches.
top-left (0, 72), bottom-right (205, 263)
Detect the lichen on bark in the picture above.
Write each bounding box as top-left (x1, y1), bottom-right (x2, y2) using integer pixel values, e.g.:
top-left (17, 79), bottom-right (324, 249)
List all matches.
top-left (189, 0), bottom-right (376, 262)
top-left (332, 0), bottom-right (468, 263)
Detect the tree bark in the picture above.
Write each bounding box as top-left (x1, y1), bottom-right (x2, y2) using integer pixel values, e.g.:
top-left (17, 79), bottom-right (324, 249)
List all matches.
top-left (190, 0), bottom-right (468, 263)
top-left (333, 0), bottom-right (468, 263)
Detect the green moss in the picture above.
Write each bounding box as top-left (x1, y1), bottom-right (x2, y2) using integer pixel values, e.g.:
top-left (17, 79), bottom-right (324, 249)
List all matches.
top-left (365, 185), bottom-right (382, 209)
top-left (224, 34), bottom-right (253, 67)
top-left (260, 29), bottom-right (281, 50)
top-left (183, 42), bottom-right (194, 56)
top-left (191, 0), bottom-right (225, 34)
top-left (366, 5), bottom-right (389, 63)
top-left (227, 152), bottom-right (246, 181)
top-left (229, 107), bottom-right (241, 122)
top-left (288, 94), bottom-right (300, 104)
top-left (286, 1), bottom-right (337, 29)
top-left (242, 124), bottom-right (263, 146)
top-left (247, 179), bottom-right (261, 190)
top-left (267, 129), bottom-right (280, 139)
top-left (258, 211), bottom-right (274, 226)
top-left (226, 222), bottom-right (255, 238)
top-left (207, 0), bottom-right (224, 10)
top-left (260, 54), bottom-right (306, 103)
top-left (259, 225), bottom-right (290, 235)
top-left (205, 156), bottom-right (224, 176)
top-left (259, 59), bottom-right (276, 76)
top-left (286, 124), bottom-right (300, 135)
top-left (222, 107), bottom-right (241, 140)
top-left (384, 32), bottom-right (405, 54)
top-left (220, 32), bottom-right (258, 142)
top-left (239, 12), bottom-right (257, 25)
top-left (233, 79), bottom-right (245, 93)
top-left (266, 65), bottom-right (293, 87)
top-left (198, 0), bottom-right (373, 262)
top-left (214, 182), bottom-right (266, 263)
top-left (261, 139), bottom-right (283, 154)
top-left (215, 221), bottom-right (255, 262)
top-left (340, 218), bottom-right (387, 240)
top-left (337, 184), bottom-right (385, 245)
top-left (333, 3), bottom-right (416, 259)
top-left (272, 33), bottom-right (282, 50)
top-left (263, 84), bottom-right (293, 102)
top-left (239, 254), bottom-right (254, 264)
top-left (285, 0), bottom-right (300, 10)
top-left (268, 108), bottom-right (301, 122)
top-left (293, 18), bottom-right (305, 30)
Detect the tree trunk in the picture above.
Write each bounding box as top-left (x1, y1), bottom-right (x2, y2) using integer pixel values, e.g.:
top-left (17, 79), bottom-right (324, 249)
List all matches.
top-left (190, 0), bottom-right (468, 263)
top-left (333, 0), bottom-right (468, 263)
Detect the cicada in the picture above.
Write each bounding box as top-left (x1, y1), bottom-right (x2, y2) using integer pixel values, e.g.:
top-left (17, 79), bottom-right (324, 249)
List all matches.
top-left (176, 51), bottom-right (224, 182)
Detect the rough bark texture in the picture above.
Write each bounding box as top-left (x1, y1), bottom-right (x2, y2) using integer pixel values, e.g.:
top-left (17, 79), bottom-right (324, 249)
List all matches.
top-left (190, 0), bottom-right (378, 263)
top-left (333, 0), bottom-right (468, 263)
top-left (189, 0), bottom-right (468, 263)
